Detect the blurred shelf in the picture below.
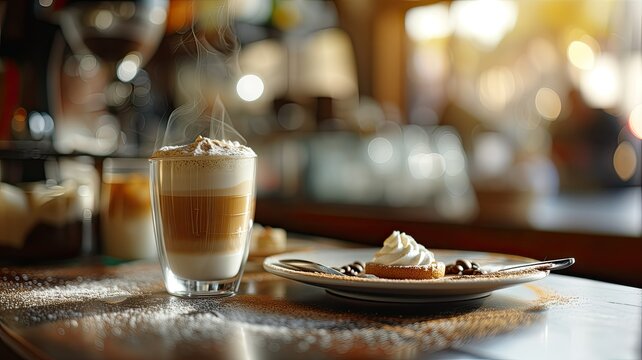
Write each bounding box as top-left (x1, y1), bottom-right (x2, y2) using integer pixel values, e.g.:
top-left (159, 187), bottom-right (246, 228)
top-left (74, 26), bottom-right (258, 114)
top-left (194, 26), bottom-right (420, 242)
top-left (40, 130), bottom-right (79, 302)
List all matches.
top-left (475, 187), bottom-right (640, 237)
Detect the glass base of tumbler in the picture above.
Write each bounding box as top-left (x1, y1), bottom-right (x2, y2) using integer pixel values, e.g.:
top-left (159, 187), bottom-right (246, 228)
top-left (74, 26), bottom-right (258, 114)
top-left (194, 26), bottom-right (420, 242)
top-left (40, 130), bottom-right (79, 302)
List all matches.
top-left (162, 268), bottom-right (242, 298)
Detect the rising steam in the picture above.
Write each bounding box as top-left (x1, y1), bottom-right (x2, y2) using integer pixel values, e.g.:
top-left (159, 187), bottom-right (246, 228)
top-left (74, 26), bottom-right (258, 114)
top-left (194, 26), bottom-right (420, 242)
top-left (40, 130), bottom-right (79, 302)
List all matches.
top-left (158, 0), bottom-right (245, 148)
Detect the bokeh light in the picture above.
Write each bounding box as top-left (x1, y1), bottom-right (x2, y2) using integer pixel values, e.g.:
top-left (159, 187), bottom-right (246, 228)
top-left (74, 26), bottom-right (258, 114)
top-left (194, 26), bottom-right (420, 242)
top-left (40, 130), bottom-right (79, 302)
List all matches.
top-left (117, 53), bottom-right (141, 82)
top-left (94, 10), bottom-right (114, 30)
top-left (95, 120), bottom-right (120, 155)
top-left (535, 87), bottom-right (562, 121)
top-left (405, 4), bottom-right (451, 41)
top-left (149, 6), bottom-right (167, 25)
top-left (443, 149), bottom-right (466, 176)
top-left (629, 104), bottom-right (642, 139)
top-left (27, 112), bottom-right (55, 141)
top-left (368, 137), bottom-right (393, 164)
top-left (79, 55), bottom-right (98, 74)
top-left (408, 152), bottom-right (446, 180)
top-left (474, 133), bottom-right (513, 178)
top-left (579, 54), bottom-right (620, 109)
top-left (478, 66), bottom-right (515, 111)
top-left (613, 141), bottom-right (637, 181)
top-left (11, 107), bottom-right (27, 133)
top-left (451, 0), bottom-right (518, 49)
top-left (236, 74), bottom-right (265, 102)
top-left (234, 0), bottom-right (272, 24)
top-left (567, 40), bottom-right (596, 70)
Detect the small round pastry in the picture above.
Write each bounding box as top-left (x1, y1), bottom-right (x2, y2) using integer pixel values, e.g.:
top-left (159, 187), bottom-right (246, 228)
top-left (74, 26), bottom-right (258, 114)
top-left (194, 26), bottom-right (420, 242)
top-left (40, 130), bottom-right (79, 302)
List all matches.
top-left (366, 231), bottom-right (445, 280)
top-left (365, 261), bottom-right (445, 280)
top-left (250, 224), bottom-right (287, 256)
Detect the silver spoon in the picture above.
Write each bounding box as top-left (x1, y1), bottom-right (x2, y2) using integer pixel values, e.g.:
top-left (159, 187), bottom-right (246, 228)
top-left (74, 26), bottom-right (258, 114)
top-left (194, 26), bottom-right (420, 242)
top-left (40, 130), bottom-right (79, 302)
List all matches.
top-left (278, 259), bottom-right (345, 276)
top-left (496, 257), bottom-right (575, 272)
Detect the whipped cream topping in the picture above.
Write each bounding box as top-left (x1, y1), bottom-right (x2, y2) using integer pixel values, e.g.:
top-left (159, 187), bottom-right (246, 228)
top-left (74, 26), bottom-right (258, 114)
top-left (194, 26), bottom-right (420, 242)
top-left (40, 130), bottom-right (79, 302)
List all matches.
top-left (371, 231), bottom-right (436, 266)
top-left (152, 135), bottom-right (256, 158)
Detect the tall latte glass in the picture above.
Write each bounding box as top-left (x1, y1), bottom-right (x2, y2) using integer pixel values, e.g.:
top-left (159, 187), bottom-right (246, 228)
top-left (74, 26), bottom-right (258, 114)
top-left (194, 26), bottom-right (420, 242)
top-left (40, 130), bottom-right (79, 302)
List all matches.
top-left (150, 136), bottom-right (256, 297)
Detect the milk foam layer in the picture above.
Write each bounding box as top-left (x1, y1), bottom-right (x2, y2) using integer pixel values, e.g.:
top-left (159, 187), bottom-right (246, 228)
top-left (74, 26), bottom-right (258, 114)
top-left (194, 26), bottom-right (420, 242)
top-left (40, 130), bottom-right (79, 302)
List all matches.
top-left (152, 136), bottom-right (256, 158)
top-left (154, 159), bottom-right (255, 194)
top-left (151, 136), bottom-right (256, 194)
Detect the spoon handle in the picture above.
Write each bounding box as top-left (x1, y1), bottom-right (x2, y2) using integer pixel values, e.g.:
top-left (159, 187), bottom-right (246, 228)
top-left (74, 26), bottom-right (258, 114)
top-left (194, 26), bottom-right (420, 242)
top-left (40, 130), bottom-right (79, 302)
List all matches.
top-left (498, 257), bottom-right (575, 272)
top-left (279, 259), bottom-right (345, 276)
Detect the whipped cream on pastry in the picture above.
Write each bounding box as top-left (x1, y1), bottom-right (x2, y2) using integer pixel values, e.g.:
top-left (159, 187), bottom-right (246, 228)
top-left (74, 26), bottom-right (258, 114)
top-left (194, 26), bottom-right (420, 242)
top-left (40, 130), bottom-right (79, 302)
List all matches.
top-left (370, 231), bottom-right (436, 266)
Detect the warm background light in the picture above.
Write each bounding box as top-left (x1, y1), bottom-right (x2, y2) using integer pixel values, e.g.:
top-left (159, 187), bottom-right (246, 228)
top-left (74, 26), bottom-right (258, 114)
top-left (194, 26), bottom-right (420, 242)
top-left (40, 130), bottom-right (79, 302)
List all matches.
top-left (405, 4), bottom-right (451, 41)
top-left (478, 66), bottom-right (515, 111)
top-left (613, 141), bottom-right (637, 181)
top-left (628, 104), bottom-right (642, 139)
top-left (450, 0), bottom-right (517, 49)
top-left (116, 53), bottom-right (141, 82)
top-left (236, 74), bottom-right (264, 102)
top-left (579, 54), bottom-right (620, 109)
top-left (299, 28), bottom-right (357, 99)
top-left (535, 87), bottom-right (562, 121)
top-left (567, 39), bottom-right (597, 70)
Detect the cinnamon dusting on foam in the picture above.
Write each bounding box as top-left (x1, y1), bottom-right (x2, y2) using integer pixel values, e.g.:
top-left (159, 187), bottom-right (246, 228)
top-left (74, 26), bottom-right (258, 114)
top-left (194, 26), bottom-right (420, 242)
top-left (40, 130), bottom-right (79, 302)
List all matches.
top-left (152, 135), bottom-right (256, 158)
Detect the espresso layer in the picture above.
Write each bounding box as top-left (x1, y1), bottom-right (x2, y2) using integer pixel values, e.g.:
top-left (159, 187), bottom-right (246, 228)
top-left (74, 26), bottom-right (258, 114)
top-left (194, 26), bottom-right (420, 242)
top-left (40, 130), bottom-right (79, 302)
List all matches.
top-left (157, 180), bottom-right (253, 197)
top-left (158, 194), bottom-right (254, 253)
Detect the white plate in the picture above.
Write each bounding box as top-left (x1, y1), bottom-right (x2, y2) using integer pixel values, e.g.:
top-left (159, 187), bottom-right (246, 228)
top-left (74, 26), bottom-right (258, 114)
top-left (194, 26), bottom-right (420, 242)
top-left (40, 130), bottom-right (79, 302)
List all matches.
top-left (263, 249), bottom-right (548, 303)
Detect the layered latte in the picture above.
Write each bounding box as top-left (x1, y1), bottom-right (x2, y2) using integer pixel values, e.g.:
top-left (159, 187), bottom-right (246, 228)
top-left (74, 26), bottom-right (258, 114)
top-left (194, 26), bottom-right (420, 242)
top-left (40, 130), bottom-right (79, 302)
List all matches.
top-left (151, 136), bottom-right (256, 281)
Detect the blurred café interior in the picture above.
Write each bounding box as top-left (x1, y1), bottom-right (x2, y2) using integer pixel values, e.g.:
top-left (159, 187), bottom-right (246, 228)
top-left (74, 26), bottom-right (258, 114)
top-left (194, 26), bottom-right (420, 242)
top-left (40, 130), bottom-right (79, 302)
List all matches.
top-left (0, 0), bottom-right (640, 286)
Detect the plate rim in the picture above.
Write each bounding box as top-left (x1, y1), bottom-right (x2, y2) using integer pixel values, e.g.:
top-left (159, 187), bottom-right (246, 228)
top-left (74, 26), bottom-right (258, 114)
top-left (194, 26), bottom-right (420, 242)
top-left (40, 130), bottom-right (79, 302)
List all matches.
top-left (325, 289), bottom-right (493, 303)
top-left (263, 248), bottom-right (548, 294)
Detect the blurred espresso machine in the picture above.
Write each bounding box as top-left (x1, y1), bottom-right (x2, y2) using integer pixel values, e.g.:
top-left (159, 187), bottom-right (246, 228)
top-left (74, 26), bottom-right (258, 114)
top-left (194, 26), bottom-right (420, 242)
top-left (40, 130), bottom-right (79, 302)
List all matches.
top-left (0, 0), bottom-right (168, 261)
